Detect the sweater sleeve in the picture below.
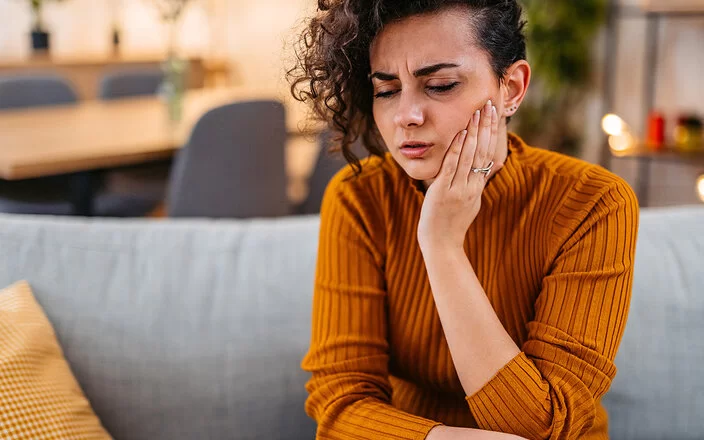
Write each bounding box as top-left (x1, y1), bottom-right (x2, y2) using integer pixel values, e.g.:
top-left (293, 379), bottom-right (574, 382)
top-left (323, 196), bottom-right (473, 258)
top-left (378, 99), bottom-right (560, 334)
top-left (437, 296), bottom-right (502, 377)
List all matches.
top-left (465, 182), bottom-right (639, 440)
top-left (302, 177), bottom-right (442, 440)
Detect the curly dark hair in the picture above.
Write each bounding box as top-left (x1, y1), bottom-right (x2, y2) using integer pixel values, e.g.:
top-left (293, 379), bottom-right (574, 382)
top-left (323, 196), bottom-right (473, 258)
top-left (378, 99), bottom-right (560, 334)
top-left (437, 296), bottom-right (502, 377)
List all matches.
top-left (288, 0), bottom-right (527, 174)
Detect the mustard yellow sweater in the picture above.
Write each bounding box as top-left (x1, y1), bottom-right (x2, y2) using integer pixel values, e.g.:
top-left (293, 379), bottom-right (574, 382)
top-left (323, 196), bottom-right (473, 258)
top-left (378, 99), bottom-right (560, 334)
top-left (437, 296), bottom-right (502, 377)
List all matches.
top-left (302, 134), bottom-right (639, 440)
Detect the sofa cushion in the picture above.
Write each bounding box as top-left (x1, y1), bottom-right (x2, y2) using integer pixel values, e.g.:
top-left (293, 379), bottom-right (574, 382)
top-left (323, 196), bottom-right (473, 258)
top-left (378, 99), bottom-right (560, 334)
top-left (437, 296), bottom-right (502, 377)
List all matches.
top-left (0, 215), bottom-right (320, 440)
top-left (603, 206), bottom-right (704, 439)
top-left (0, 280), bottom-right (111, 439)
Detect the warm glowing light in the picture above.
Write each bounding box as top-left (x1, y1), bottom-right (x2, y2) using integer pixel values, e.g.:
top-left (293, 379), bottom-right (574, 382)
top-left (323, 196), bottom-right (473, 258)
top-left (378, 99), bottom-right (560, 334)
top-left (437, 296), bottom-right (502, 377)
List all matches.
top-left (697, 175), bottom-right (704, 203)
top-left (609, 132), bottom-right (635, 153)
top-left (602, 114), bottom-right (626, 136)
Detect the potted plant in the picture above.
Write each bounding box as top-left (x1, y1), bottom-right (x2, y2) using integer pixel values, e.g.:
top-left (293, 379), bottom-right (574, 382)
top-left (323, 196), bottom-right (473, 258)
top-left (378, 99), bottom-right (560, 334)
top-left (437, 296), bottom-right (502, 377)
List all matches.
top-left (26, 0), bottom-right (67, 52)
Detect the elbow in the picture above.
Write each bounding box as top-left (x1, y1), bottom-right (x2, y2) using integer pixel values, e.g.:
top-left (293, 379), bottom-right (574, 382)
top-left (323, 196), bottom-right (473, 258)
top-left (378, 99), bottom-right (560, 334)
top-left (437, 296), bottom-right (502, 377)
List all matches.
top-left (304, 373), bottom-right (392, 423)
top-left (525, 388), bottom-right (598, 440)
top-left (307, 393), bottom-right (384, 426)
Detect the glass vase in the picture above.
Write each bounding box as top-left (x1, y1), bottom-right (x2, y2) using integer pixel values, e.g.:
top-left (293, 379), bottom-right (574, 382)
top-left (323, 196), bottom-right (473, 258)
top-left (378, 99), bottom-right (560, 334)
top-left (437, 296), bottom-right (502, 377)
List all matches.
top-left (160, 55), bottom-right (188, 123)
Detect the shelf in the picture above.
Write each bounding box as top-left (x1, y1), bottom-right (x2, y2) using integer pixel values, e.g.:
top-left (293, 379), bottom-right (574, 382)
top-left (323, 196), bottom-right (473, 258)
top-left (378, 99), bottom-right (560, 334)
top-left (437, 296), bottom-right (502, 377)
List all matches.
top-left (603, 1), bottom-right (704, 206)
top-left (611, 145), bottom-right (704, 165)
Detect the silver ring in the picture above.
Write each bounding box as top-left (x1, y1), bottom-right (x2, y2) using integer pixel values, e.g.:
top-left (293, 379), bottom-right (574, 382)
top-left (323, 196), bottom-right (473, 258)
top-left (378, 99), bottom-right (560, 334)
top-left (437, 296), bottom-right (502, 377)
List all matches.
top-left (471, 161), bottom-right (494, 176)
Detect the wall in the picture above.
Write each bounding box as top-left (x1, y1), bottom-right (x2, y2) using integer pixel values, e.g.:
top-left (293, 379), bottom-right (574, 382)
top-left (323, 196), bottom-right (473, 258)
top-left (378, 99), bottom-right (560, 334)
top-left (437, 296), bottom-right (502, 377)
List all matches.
top-left (0, 0), bottom-right (313, 92)
top-left (0, 0), bottom-right (219, 58)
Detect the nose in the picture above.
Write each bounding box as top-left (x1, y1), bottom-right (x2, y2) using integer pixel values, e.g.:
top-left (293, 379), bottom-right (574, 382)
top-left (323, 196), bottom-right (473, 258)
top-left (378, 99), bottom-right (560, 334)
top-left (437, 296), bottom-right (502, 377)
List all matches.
top-left (393, 91), bottom-right (425, 128)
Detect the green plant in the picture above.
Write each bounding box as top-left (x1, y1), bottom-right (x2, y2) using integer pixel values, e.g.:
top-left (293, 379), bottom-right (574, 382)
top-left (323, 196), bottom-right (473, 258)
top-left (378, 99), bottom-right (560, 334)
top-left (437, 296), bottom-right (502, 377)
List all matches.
top-left (26, 0), bottom-right (67, 32)
top-left (514, 0), bottom-right (607, 156)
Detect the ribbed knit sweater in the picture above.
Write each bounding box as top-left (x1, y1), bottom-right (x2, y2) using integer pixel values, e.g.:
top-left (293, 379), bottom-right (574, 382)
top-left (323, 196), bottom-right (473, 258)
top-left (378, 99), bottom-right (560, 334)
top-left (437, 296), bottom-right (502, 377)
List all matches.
top-left (302, 133), bottom-right (639, 440)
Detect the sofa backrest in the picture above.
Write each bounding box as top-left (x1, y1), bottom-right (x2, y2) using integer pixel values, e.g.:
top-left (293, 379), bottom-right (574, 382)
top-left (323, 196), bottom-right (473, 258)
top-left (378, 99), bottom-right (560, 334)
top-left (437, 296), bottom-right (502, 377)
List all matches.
top-left (603, 206), bottom-right (704, 440)
top-left (0, 214), bottom-right (320, 440)
top-left (0, 206), bottom-right (702, 440)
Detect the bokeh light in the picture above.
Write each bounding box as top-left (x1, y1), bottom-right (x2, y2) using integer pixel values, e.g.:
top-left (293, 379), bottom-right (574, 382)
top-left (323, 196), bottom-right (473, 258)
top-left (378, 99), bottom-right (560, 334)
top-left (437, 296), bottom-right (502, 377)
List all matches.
top-left (602, 114), bottom-right (627, 136)
top-left (608, 132), bottom-right (635, 153)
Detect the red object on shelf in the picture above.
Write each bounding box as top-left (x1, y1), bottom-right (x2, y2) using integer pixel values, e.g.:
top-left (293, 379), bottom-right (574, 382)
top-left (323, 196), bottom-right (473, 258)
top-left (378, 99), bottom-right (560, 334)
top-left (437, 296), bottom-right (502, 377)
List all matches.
top-left (647, 111), bottom-right (665, 151)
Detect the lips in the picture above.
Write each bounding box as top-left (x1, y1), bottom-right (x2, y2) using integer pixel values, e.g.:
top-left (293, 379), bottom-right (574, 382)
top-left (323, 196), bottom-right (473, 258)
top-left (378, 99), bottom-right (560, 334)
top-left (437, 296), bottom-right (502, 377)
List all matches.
top-left (400, 141), bottom-right (434, 159)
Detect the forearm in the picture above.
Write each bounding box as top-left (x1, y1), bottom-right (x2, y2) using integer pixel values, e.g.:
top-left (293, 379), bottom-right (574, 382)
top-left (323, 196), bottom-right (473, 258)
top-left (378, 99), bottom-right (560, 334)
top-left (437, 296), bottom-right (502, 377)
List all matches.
top-left (427, 426), bottom-right (527, 440)
top-left (421, 245), bottom-right (520, 397)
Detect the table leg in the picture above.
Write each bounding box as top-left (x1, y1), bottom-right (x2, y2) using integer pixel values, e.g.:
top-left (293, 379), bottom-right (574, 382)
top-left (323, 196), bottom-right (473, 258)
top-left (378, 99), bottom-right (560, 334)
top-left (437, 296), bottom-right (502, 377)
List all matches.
top-left (71, 171), bottom-right (98, 216)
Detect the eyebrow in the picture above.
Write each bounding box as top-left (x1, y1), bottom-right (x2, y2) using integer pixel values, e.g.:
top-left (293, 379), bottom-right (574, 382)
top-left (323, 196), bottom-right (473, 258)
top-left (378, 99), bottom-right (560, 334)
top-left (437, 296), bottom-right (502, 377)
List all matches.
top-left (369, 63), bottom-right (460, 81)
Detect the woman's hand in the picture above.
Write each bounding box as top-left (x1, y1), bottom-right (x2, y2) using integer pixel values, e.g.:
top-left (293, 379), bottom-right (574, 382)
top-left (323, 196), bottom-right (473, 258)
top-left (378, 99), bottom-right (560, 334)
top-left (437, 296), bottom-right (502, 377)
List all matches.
top-left (417, 99), bottom-right (498, 253)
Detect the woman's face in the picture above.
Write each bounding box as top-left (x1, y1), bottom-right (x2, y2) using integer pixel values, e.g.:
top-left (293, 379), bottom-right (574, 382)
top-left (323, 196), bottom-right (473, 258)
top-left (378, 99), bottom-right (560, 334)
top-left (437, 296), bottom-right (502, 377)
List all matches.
top-left (369, 8), bottom-right (505, 183)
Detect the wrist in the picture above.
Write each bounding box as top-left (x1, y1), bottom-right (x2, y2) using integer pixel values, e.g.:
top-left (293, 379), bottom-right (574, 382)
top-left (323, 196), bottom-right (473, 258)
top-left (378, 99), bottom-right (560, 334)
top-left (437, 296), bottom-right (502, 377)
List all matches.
top-left (425, 425), bottom-right (448, 440)
top-left (418, 236), bottom-right (465, 259)
top-left (419, 243), bottom-right (470, 281)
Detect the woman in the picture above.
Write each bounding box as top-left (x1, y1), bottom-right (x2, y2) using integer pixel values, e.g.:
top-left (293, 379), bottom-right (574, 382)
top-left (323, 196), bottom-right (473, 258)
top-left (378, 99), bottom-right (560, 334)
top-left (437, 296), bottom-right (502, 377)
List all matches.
top-left (288, 1), bottom-right (639, 439)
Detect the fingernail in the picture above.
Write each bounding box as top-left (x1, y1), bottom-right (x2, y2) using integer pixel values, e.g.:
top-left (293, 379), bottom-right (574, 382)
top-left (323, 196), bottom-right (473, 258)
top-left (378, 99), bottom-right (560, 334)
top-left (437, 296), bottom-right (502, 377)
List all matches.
top-left (475, 109), bottom-right (480, 119)
top-left (492, 106), bottom-right (497, 115)
top-left (487, 99), bottom-right (492, 108)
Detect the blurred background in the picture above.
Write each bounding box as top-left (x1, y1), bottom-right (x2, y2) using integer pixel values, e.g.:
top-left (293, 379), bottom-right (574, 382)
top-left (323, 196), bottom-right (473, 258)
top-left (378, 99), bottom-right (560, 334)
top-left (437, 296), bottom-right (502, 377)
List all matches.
top-left (0, 0), bottom-right (702, 219)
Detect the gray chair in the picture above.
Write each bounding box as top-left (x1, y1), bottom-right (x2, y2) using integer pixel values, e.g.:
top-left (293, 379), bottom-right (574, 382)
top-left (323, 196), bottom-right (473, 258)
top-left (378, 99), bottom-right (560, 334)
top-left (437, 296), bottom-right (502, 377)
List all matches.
top-left (99, 69), bottom-right (164, 101)
top-left (167, 100), bottom-right (290, 218)
top-left (295, 131), bottom-right (368, 215)
top-left (97, 69), bottom-right (170, 216)
top-left (0, 75), bottom-right (77, 110)
top-left (0, 74), bottom-right (161, 217)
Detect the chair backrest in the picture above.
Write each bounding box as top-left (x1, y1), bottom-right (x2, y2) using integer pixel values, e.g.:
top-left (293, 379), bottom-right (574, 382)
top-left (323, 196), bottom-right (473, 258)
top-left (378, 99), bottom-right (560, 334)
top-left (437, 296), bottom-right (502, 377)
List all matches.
top-left (99, 69), bottom-right (163, 100)
top-left (295, 130), bottom-right (368, 215)
top-left (0, 75), bottom-right (78, 110)
top-left (167, 100), bottom-right (290, 218)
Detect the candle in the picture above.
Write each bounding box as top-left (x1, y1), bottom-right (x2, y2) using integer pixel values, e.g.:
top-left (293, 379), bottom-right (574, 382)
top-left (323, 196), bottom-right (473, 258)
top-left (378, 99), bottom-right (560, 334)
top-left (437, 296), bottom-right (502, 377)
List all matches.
top-left (647, 111), bottom-right (665, 151)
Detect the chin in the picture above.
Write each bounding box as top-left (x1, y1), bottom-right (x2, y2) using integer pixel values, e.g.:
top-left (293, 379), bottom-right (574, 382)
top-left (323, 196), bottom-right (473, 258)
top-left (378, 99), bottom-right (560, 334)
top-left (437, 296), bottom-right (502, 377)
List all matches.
top-left (397, 158), bottom-right (440, 182)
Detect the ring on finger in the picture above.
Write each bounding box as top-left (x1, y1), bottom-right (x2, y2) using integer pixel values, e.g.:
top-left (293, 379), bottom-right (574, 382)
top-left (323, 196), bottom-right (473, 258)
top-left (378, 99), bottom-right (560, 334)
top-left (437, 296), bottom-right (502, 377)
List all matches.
top-left (471, 161), bottom-right (494, 176)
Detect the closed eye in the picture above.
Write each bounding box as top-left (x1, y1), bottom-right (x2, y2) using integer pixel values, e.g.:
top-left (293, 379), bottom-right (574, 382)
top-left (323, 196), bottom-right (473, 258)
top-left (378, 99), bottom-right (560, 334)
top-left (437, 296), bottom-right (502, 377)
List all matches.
top-left (428, 82), bottom-right (460, 94)
top-left (374, 90), bottom-right (399, 99)
top-left (373, 82), bottom-right (460, 99)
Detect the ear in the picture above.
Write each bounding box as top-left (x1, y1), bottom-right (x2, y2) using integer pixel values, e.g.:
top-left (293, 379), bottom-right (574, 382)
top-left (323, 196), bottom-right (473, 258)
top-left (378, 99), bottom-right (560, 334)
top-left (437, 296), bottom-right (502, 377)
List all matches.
top-left (502, 60), bottom-right (531, 118)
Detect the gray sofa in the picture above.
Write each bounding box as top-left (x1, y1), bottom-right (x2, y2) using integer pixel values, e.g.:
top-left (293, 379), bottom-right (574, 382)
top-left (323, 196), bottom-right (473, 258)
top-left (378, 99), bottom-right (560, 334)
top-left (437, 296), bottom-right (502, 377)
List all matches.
top-left (0, 206), bottom-right (701, 440)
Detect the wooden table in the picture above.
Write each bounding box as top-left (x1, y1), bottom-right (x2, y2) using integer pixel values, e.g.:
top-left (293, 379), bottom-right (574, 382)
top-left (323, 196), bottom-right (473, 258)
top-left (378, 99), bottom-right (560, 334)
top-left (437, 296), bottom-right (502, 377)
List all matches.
top-left (0, 87), bottom-right (318, 215)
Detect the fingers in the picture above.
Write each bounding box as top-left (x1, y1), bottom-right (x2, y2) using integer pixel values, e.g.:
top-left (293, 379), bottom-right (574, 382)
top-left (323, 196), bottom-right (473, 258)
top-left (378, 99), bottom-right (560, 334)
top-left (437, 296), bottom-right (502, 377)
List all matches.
top-left (441, 98), bottom-right (498, 189)
top-left (472, 100), bottom-right (495, 175)
top-left (437, 128), bottom-right (467, 187)
top-left (453, 109), bottom-right (480, 187)
top-left (486, 104), bottom-right (498, 178)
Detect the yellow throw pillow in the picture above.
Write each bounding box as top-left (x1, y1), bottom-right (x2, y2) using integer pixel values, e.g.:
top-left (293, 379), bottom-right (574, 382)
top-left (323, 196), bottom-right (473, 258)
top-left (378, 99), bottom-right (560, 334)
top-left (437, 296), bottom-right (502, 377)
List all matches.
top-left (0, 281), bottom-right (112, 439)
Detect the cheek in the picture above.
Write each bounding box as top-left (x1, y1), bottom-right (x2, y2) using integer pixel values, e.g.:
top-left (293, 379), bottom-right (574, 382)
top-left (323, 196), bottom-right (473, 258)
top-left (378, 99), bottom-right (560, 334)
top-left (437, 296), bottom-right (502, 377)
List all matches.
top-left (437, 91), bottom-right (492, 134)
top-left (430, 100), bottom-right (476, 143)
top-left (372, 104), bottom-right (394, 143)
top-left (372, 104), bottom-right (383, 129)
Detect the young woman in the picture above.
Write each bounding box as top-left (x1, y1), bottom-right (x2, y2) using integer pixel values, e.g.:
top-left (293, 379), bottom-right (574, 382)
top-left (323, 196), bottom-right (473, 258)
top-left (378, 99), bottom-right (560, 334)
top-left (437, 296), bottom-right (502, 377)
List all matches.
top-left (288, 1), bottom-right (639, 439)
